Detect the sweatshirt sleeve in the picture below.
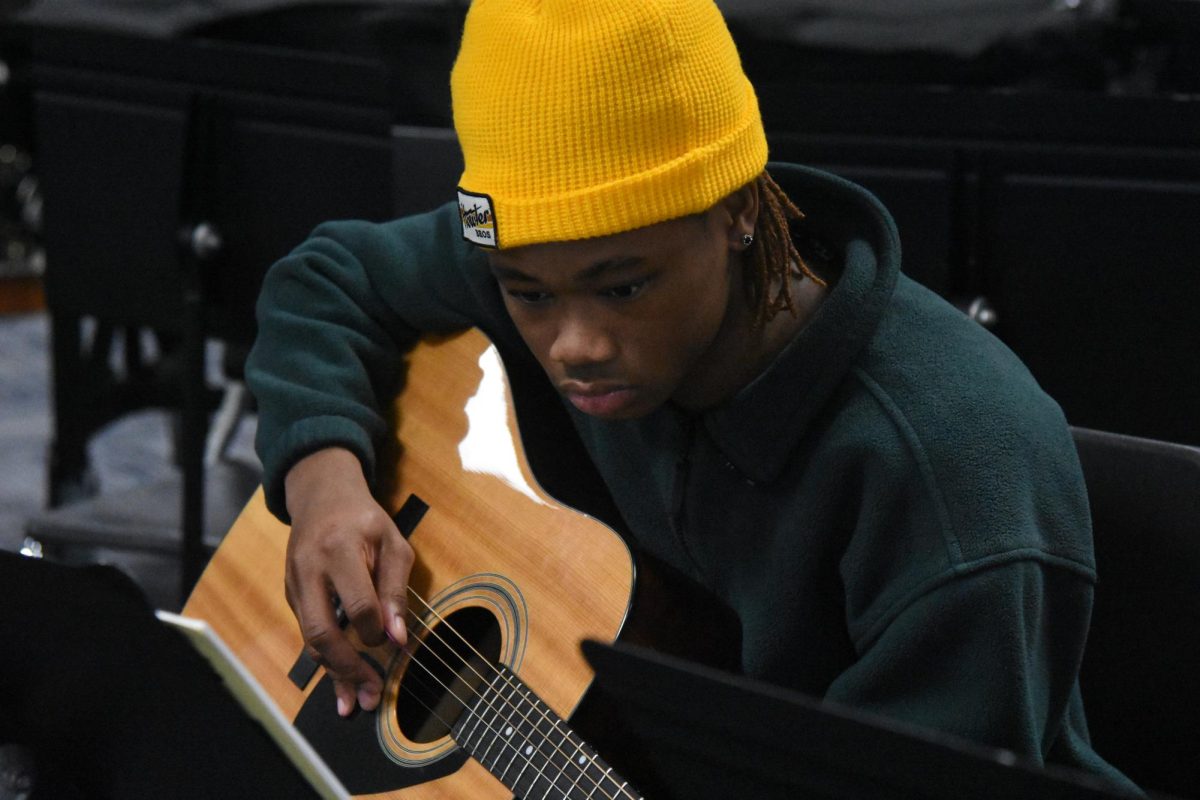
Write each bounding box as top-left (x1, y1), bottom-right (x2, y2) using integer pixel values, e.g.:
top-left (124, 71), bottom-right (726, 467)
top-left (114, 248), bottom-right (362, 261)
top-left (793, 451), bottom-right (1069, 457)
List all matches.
top-left (823, 353), bottom-right (1142, 795)
top-left (824, 559), bottom-right (1143, 796)
top-left (246, 203), bottom-right (512, 522)
top-left (827, 558), bottom-right (1089, 752)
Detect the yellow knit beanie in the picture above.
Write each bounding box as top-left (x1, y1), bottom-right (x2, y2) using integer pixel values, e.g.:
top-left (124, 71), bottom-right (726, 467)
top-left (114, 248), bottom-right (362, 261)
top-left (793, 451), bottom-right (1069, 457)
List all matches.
top-left (451, 0), bottom-right (768, 250)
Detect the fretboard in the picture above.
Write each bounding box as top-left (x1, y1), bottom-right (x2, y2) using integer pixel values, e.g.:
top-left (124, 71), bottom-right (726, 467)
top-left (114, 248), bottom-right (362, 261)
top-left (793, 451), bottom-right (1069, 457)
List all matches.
top-left (450, 665), bottom-right (643, 800)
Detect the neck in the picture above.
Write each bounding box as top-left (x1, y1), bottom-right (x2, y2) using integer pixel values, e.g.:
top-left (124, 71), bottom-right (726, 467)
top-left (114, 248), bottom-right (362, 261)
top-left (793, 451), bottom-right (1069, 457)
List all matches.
top-left (673, 272), bottom-right (826, 412)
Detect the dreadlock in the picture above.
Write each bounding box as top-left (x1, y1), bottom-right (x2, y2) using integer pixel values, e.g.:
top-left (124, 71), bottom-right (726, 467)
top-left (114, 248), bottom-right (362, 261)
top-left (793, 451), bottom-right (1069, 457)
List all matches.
top-left (746, 170), bottom-right (826, 325)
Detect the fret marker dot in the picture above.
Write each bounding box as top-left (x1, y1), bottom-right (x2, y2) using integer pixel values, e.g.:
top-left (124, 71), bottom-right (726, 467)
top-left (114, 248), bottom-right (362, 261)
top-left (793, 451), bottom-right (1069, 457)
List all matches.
top-left (505, 726), bottom-right (513, 737)
top-left (577, 756), bottom-right (586, 765)
top-left (525, 745), bottom-right (534, 756)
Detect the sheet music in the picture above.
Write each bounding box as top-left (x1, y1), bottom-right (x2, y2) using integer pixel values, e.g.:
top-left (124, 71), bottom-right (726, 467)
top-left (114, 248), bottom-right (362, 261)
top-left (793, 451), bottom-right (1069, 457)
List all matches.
top-left (156, 610), bottom-right (350, 800)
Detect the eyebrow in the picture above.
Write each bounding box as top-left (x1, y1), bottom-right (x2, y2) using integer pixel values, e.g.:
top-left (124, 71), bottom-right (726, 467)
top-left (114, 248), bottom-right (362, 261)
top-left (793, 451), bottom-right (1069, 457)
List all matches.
top-left (489, 255), bottom-right (645, 284)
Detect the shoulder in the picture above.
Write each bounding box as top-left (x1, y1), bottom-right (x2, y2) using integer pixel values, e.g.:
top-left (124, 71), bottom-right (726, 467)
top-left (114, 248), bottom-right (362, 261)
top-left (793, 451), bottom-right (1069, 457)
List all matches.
top-left (811, 280), bottom-right (1095, 646)
top-left (303, 201), bottom-right (471, 265)
top-left (840, 275), bottom-right (1093, 571)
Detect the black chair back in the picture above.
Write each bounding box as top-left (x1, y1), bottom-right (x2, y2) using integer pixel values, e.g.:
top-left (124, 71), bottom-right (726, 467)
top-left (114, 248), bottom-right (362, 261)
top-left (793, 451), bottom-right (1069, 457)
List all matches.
top-left (1073, 426), bottom-right (1200, 799)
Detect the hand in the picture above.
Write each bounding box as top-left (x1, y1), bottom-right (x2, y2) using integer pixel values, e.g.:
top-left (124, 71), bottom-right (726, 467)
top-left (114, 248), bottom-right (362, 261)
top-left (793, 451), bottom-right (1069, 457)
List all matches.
top-left (283, 447), bottom-right (413, 717)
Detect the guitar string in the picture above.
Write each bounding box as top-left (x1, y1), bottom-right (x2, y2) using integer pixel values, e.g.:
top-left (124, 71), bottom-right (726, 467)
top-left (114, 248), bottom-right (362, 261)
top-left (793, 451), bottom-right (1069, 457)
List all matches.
top-left (398, 604), bottom-right (629, 800)
top-left (400, 607), bottom-right (631, 800)
top-left (395, 627), bottom-right (592, 799)
top-left (327, 584), bottom-right (627, 795)
top-left (396, 656), bottom-right (614, 800)
top-left (388, 654), bottom-right (459, 739)
top-left (400, 586), bottom-right (639, 800)
top-left (387, 645), bottom-right (568, 792)
top-left (403, 587), bottom-right (637, 800)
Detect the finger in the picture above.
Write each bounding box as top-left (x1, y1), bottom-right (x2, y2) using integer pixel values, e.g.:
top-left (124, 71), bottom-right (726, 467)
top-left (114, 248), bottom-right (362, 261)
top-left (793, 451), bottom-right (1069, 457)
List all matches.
top-left (324, 661), bottom-right (383, 716)
top-left (303, 620), bottom-right (382, 715)
top-left (291, 566), bottom-right (379, 705)
top-left (376, 533), bottom-right (415, 647)
top-left (328, 547), bottom-right (388, 648)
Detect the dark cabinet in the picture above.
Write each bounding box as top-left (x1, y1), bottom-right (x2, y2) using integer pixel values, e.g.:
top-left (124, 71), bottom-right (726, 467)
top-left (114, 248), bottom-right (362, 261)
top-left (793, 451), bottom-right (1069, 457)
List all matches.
top-left (37, 91), bottom-right (191, 331)
top-left (980, 148), bottom-right (1200, 444)
top-left (200, 106), bottom-right (393, 342)
top-left (763, 85), bottom-right (1200, 447)
top-left (26, 27), bottom-right (395, 590)
top-left (769, 137), bottom-right (960, 294)
top-left (32, 29), bottom-right (395, 345)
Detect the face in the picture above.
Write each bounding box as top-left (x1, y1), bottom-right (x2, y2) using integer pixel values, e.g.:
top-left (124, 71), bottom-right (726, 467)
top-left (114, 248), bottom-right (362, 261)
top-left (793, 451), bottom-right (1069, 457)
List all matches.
top-left (488, 207), bottom-right (750, 420)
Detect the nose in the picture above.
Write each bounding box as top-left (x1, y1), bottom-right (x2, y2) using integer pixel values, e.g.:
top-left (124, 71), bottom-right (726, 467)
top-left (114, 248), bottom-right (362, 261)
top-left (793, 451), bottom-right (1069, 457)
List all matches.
top-left (548, 311), bottom-right (616, 369)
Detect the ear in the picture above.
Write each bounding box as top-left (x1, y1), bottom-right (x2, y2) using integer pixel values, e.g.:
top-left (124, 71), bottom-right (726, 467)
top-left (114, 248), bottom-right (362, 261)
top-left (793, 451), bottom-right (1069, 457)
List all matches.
top-left (714, 179), bottom-right (760, 251)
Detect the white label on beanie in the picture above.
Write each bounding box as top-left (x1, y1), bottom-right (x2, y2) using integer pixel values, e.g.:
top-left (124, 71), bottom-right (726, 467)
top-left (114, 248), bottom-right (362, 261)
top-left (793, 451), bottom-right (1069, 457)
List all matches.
top-left (458, 190), bottom-right (498, 249)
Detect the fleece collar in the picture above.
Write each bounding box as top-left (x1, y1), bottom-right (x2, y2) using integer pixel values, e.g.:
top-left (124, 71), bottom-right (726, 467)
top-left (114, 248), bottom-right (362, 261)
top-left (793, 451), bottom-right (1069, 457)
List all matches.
top-left (701, 162), bottom-right (901, 484)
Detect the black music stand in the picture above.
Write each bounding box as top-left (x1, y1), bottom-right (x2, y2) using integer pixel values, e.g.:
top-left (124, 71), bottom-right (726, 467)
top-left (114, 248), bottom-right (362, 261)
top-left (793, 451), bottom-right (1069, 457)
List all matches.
top-left (581, 640), bottom-right (1143, 800)
top-left (0, 551), bottom-right (322, 799)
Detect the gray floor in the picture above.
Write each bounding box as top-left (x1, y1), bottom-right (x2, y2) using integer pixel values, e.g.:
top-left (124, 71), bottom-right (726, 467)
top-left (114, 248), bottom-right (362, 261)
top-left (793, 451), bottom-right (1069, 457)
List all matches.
top-left (0, 312), bottom-right (52, 555)
top-left (0, 311), bottom-right (259, 610)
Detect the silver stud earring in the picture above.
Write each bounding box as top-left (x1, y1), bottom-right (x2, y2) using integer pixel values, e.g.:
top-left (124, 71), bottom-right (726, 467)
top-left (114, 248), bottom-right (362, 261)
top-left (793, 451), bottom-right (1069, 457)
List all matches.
top-left (742, 233), bottom-right (754, 248)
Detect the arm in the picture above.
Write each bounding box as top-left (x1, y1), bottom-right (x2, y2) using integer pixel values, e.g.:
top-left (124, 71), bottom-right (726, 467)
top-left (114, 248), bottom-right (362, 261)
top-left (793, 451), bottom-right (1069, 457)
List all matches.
top-left (828, 557), bottom-right (1091, 754)
top-left (246, 207), bottom-right (509, 716)
top-left (825, 558), bottom-right (1142, 795)
top-left (249, 210), bottom-right (486, 519)
top-left (823, 356), bottom-right (1139, 792)
top-left (282, 447), bottom-right (410, 716)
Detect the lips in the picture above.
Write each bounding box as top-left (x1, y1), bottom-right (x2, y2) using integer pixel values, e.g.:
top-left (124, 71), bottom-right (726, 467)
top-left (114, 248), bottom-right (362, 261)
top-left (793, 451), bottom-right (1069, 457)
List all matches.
top-left (559, 381), bottom-right (638, 417)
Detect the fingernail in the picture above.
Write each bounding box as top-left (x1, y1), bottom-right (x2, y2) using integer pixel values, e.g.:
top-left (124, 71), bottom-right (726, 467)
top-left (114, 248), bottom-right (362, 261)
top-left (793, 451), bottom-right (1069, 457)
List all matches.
top-left (385, 628), bottom-right (398, 645)
top-left (337, 696), bottom-right (350, 717)
top-left (358, 687), bottom-right (380, 712)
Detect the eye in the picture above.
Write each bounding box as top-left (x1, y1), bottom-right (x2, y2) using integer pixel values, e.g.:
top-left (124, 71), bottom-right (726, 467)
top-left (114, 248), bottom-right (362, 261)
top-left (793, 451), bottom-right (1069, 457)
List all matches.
top-left (505, 288), bottom-right (551, 305)
top-left (600, 280), bottom-right (648, 300)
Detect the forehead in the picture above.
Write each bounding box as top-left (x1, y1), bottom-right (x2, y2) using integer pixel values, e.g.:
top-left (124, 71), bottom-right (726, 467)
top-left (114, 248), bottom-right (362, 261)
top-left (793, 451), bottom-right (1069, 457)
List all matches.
top-left (486, 213), bottom-right (708, 283)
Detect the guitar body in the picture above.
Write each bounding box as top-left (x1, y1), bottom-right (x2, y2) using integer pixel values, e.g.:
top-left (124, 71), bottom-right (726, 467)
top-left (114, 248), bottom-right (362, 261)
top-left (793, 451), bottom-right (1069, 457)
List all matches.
top-left (184, 329), bottom-right (644, 798)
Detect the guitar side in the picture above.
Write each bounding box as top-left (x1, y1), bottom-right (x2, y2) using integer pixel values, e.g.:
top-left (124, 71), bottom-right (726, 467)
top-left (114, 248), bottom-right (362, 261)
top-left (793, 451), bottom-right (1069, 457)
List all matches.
top-left (184, 329), bottom-right (638, 799)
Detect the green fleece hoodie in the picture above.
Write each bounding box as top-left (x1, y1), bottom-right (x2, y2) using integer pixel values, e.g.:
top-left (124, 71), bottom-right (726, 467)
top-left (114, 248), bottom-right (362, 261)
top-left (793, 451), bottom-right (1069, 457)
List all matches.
top-left (246, 163), bottom-right (1139, 795)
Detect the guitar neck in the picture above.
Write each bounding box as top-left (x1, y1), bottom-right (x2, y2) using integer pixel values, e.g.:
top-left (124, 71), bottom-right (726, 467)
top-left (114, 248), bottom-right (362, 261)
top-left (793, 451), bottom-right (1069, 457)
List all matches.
top-left (452, 664), bottom-right (642, 800)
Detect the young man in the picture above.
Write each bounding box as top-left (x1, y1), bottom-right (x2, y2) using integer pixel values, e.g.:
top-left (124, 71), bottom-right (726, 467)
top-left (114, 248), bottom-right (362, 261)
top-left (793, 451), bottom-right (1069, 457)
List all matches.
top-left (247, 0), bottom-right (1137, 792)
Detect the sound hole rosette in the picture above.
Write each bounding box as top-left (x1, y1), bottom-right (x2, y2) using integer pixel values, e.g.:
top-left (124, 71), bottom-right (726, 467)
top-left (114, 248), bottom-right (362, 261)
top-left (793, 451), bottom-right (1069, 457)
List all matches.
top-left (376, 573), bottom-right (528, 766)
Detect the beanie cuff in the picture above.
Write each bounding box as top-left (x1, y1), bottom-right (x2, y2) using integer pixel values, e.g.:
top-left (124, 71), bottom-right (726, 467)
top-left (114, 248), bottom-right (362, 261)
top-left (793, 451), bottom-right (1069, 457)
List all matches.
top-left (467, 84), bottom-right (768, 250)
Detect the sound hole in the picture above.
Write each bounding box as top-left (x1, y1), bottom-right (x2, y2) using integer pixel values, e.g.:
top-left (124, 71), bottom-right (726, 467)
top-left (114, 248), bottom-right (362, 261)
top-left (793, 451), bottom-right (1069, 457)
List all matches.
top-left (395, 606), bottom-right (502, 743)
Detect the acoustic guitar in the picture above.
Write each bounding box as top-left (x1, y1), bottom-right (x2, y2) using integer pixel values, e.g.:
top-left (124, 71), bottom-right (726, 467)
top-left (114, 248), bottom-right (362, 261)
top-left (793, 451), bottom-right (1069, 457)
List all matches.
top-left (183, 329), bottom-right (737, 799)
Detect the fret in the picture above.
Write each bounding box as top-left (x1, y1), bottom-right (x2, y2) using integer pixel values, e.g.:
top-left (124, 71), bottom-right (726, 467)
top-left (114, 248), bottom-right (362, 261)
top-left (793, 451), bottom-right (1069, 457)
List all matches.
top-left (470, 673), bottom-right (510, 767)
top-left (508, 705), bottom-right (555, 800)
top-left (451, 670), bottom-right (511, 760)
top-left (584, 768), bottom-right (610, 800)
top-left (479, 677), bottom-right (524, 774)
top-left (517, 688), bottom-right (569, 800)
top-left (451, 665), bottom-right (644, 800)
top-left (507, 693), bottom-right (545, 791)
top-left (562, 736), bottom-right (602, 797)
top-left (450, 672), bottom-right (493, 752)
top-left (526, 688), bottom-right (578, 800)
